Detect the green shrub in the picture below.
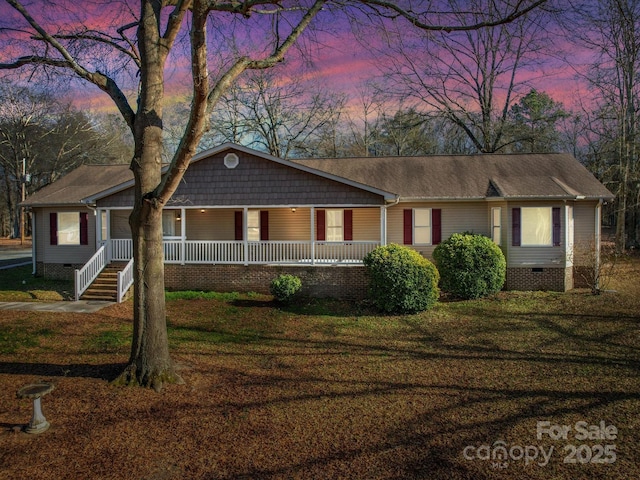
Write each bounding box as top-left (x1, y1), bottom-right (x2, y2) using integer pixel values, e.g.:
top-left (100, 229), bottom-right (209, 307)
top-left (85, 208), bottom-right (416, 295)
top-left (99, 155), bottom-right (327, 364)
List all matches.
top-left (432, 233), bottom-right (506, 299)
top-left (270, 274), bottom-right (302, 303)
top-left (363, 243), bottom-right (439, 314)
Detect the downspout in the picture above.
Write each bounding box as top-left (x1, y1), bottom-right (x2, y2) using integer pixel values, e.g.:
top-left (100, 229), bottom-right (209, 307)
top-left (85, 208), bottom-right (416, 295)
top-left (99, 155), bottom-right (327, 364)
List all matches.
top-left (595, 199), bottom-right (603, 292)
top-left (382, 196), bottom-right (401, 246)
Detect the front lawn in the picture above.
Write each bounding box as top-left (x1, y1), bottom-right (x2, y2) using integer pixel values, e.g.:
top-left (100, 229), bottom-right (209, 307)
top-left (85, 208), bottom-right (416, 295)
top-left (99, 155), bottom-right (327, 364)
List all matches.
top-left (0, 258), bottom-right (639, 479)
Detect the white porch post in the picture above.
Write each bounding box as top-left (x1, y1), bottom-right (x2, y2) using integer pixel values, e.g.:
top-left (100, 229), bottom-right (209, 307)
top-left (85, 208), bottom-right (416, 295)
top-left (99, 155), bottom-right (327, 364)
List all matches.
top-left (380, 206), bottom-right (387, 246)
top-left (104, 210), bottom-right (112, 263)
top-left (180, 207), bottom-right (186, 265)
top-left (243, 207), bottom-right (249, 266)
top-left (564, 204), bottom-right (573, 268)
top-left (95, 208), bottom-right (101, 250)
top-left (310, 207), bottom-right (315, 265)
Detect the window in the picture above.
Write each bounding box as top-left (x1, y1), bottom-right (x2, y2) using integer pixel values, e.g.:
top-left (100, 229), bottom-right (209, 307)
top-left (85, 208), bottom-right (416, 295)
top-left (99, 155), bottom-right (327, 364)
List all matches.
top-left (326, 209), bottom-right (344, 242)
top-left (236, 210), bottom-right (269, 241)
top-left (316, 209), bottom-right (353, 242)
top-left (512, 207), bottom-right (561, 247)
top-left (49, 212), bottom-right (88, 246)
top-left (162, 211), bottom-right (176, 237)
top-left (522, 207), bottom-right (552, 246)
top-left (247, 210), bottom-right (260, 241)
top-left (100, 211), bottom-right (108, 242)
top-left (403, 208), bottom-right (441, 245)
top-left (414, 208), bottom-right (432, 245)
top-left (58, 212), bottom-right (81, 245)
top-left (491, 207), bottom-right (502, 245)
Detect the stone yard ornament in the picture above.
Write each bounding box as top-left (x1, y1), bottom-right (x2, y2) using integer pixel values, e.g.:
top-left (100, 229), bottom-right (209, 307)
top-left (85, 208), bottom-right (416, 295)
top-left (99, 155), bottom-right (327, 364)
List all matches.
top-left (16, 382), bottom-right (55, 434)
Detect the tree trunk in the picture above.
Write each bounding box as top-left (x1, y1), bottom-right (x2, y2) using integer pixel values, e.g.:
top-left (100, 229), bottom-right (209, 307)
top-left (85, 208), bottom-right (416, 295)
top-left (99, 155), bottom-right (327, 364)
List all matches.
top-left (113, 122), bottom-right (184, 390)
top-left (112, 0), bottom-right (182, 391)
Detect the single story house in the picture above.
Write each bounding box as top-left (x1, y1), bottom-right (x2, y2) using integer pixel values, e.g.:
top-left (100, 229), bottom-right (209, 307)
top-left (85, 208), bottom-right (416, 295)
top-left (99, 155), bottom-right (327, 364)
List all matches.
top-left (22, 143), bottom-right (614, 301)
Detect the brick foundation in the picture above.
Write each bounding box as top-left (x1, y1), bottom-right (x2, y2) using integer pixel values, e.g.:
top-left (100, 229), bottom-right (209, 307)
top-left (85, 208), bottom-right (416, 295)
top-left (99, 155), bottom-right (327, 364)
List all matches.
top-left (164, 264), bottom-right (369, 300)
top-left (505, 267), bottom-right (572, 292)
top-left (35, 261), bottom-right (83, 281)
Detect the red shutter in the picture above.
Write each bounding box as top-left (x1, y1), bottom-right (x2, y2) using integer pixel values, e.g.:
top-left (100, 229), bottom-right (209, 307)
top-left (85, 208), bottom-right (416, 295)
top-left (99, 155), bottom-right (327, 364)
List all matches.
top-left (50, 212), bottom-right (58, 245)
top-left (403, 209), bottom-right (412, 245)
top-left (344, 209), bottom-right (353, 241)
top-left (316, 210), bottom-right (326, 241)
top-left (512, 208), bottom-right (521, 246)
top-left (80, 212), bottom-right (89, 245)
top-left (552, 207), bottom-right (561, 246)
top-left (432, 209), bottom-right (442, 245)
top-left (260, 210), bottom-right (269, 241)
top-left (234, 211), bottom-right (243, 241)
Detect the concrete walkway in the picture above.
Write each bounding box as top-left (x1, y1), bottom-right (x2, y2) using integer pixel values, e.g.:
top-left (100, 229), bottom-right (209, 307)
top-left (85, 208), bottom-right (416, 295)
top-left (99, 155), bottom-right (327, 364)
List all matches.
top-left (0, 300), bottom-right (114, 313)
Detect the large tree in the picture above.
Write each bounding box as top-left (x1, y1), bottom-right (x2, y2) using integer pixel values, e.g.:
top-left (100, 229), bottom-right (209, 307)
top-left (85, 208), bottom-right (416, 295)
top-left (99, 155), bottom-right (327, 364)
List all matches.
top-left (564, 0), bottom-right (640, 251)
top-left (367, 0), bottom-right (551, 153)
top-left (0, 0), bottom-right (547, 390)
top-left (506, 89), bottom-right (569, 153)
top-left (205, 69), bottom-right (346, 158)
top-left (0, 81), bottom-right (131, 237)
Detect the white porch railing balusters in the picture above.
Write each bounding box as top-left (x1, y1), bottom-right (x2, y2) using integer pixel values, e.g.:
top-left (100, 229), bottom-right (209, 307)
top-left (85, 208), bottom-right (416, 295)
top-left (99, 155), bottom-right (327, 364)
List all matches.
top-left (117, 258), bottom-right (134, 303)
top-left (106, 239), bottom-right (377, 265)
top-left (74, 245), bottom-right (106, 301)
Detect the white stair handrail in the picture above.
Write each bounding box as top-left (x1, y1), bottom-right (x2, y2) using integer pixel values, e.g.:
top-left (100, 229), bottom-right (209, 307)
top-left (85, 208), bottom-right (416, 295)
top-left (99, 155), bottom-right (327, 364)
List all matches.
top-left (116, 258), bottom-right (134, 303)
top-left (74, 245), bottom-right (107, 301)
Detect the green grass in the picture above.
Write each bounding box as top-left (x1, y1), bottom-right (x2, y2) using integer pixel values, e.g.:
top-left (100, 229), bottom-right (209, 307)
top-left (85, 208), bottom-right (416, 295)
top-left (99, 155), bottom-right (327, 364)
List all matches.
top-left (83, 328), bottom-right (131, 353)
top-left (1, 266), bottom-right (639, 480)
top-left (0, 265), bottom-right (73, 301)
top-left (0, 319), bottom-right (54, 354)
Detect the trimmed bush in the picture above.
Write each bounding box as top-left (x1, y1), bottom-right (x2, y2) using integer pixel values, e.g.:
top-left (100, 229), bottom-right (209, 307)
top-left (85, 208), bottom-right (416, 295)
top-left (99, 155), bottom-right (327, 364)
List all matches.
top-left (270, 274), bottom-right (302, 303)
top-left (433, 233), bottom-right (506, 299)
top-left (363, 243), bottom-right (439, 314)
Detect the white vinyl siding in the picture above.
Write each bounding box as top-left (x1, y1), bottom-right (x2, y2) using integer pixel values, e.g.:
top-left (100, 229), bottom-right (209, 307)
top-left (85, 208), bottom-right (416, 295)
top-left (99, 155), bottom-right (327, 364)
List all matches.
top-left (573, 202), bottom-right (598, 266)
top-left (110, 210), bottom-right (132, 239)
top-left (353, 208), bottom-right (381, 241)
top-left (37, 207), bottom-right (96, 264)
top-left (387, 202), bottom-right (488, 257)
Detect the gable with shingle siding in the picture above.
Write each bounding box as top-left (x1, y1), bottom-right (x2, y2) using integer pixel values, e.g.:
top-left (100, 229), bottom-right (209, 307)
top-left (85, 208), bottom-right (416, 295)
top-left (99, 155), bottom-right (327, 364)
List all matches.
top-left (97, 150), bottom-right (386, 208)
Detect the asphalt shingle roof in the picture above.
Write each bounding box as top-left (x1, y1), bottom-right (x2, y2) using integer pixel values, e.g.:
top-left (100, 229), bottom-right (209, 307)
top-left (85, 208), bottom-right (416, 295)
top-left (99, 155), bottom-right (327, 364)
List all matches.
top-left (22, 164), bottom-right (133, 206)
top-left (22, 149), bottom-right (614, 207)
top-left (294, 153), bottom-right (614, 200)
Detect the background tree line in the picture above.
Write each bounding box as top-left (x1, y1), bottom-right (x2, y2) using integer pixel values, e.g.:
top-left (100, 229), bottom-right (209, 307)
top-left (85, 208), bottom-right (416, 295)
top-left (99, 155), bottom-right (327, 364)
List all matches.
top-left (1, 0), bottom-right (638, 252)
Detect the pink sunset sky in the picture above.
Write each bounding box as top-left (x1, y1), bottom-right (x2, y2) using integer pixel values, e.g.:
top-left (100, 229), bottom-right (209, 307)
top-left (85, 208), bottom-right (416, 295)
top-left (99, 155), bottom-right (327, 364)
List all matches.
top-left (0, 1), bottom-right (601, 117)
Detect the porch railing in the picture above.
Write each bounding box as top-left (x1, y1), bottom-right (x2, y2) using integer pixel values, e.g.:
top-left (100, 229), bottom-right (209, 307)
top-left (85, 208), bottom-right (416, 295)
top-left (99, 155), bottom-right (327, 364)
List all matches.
top-left (117, 258), bottom-right (134, 303)
top-left (111, 238), bottom-right (133, 261)
top-left (74, 245), bottom-right (106, 301)
top-left (107, 239), bottom-right (379, 265)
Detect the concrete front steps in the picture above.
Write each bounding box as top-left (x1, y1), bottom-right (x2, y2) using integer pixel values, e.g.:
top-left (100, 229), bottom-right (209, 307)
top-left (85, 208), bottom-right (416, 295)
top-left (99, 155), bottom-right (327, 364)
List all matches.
top-left (80, 262), bottom-right (129, 302)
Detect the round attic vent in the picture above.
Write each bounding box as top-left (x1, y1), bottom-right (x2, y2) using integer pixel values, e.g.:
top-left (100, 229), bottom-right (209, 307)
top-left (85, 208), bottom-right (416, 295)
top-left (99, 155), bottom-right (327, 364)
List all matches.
top-left (224, 153), bottom-right (239, 169)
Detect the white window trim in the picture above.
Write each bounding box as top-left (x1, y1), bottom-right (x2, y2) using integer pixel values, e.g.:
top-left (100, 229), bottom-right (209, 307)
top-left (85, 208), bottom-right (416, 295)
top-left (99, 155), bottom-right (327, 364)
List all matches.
top-left (57, 212), bottom-right (81, 245)
top-left (325, 209), bottom-right (344, 242)
top-left (247, 210), bottom-right (260, 242)
top-left (413, 208), bottom-right (432, 246)
top-left (162, 211), bottom-right (180, 238)
top-left (521, 206), bottom-right (553, 247)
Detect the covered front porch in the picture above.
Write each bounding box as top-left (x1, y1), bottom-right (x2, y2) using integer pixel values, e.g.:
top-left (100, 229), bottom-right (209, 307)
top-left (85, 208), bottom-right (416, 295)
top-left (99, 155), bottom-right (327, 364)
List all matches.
top-left (99, 206), bottom-right (386, 266)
